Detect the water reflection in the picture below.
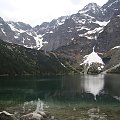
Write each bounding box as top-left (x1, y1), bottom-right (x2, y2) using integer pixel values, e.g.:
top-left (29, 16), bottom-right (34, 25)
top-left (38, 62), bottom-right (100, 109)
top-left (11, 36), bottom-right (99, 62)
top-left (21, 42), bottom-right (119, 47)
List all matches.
top-left (0, 74), bottom-right (120, 103)
top-left (82, 74), bottom-right (104, 97)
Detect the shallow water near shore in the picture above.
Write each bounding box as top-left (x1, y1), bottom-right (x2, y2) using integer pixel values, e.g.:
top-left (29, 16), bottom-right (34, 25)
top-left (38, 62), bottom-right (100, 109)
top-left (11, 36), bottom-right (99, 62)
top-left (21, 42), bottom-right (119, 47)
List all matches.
top-left (0, 74), bottom-right (120, 119)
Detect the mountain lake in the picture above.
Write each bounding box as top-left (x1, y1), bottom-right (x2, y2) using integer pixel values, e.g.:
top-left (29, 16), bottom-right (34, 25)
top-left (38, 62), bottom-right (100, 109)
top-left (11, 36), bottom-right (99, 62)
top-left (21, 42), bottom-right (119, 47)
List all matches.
top-left (0, 74), bottom-right (120, 120)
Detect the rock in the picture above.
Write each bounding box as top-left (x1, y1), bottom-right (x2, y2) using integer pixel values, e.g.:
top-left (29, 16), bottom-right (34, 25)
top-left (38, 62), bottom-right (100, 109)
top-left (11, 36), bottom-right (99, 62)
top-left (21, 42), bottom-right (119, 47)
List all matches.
top-left (37, 111), bottom-right (47, 118)
top-left (51, 116), bottom-right (55, 120)
top-left (87, 63), bottom-right (104, 74)
top-left (20, 112), bottom-right (43, 120)
top-left (0, 111), bottom-right (13, 120)
top-left (20, 111), bottom-right (48, 120)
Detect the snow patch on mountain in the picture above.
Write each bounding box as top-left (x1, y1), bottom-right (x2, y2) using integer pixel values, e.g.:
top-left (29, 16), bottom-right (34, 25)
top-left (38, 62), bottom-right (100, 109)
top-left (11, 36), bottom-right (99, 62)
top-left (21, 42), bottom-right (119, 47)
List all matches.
top-left (81, 47), bottom-right (104, 66)
top-left (56, 16), bottom-right (69, 26)
top-left (78, 27), bottom-right (104, 40)
top-left (107, 0), bottom-right (119, 8)
top-left (8, 23), bottom-right (26, 33)
top-left (94, 20), bottom-right (110, 26)
top-left (14, 36), bottom-right (19, 39)
top-left (1, 28), bottom-right (6, 35)
top-left (34, 35), bottom-right (44, 50)
top-left (80, 47), bottom-right (104, 74)
top-left (111, 46), bottom-right (120, 50)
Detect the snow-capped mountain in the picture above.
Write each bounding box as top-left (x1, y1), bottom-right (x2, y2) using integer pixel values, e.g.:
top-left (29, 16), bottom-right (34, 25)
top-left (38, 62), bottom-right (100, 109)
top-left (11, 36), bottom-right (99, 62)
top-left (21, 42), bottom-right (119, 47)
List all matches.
top-left (38, 0), bottom-right (120, 51)
top-left (96, 10), bottom-right (120, 52)
top-left (0, 0), bottom-right (120, 74)
top-left (0, 0), bottom-right (120, 53)
top-left (0, 19), bottom-right (47, 50)
top-left (7, 21), bottom-right (46, 49)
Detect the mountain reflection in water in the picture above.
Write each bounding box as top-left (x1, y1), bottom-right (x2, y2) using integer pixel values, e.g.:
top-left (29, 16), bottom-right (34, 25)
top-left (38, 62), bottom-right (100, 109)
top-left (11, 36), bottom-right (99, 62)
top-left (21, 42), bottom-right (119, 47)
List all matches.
top-left (82, 74), bottom-right (104, 99)
top-left (0, 74), bottom-right (120, 103)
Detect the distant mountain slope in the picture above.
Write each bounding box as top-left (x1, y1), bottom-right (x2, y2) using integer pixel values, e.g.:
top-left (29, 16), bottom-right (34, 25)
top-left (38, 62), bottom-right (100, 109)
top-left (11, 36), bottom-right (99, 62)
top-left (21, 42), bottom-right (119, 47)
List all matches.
top-left (0, 0), bottom-right (120, 74)
top-left (0, 0), bottom-right (120, 52)
top-left (102, 46), bottom-right (120, 71)
top-left (96, 11), bottom-right (120, 52)
top-left (0, 39), bottom-right (75, 76)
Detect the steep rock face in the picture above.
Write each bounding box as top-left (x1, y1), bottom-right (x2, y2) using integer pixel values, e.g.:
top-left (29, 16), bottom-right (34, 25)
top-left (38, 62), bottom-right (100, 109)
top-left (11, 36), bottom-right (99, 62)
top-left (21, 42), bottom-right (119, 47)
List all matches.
top-left (78, 3), bottom-right (105, 21)
top-left (0, 17), bottom-right (15, 43)
top-left (41, 3), bottom-right (107, 51)
top-left (96, 12), bottom-right (120, 52)
top-left (40, 0), bottom-right (120, 51)
top-left (102, 46), bottom-right (120, 71)
top-left (7, 21), bottom-right (44, 49)
top-left (102, 0), bottom-right (120, 21)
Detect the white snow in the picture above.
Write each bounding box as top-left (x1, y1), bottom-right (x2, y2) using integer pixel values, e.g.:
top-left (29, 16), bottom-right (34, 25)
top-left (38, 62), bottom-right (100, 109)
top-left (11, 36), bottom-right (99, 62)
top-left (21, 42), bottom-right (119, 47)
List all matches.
top-left (24, 45), bottom-right (34, 49)
top-left (79, 34), bottom-right (84, 37)
top-left (57, 16), bottom-right (69, 26)
top-left (46, 31), bottom-right (53, 34)
top-left (1, 28), bottom-right (6, 35)
top-left (80, 26), bottom-right (90, 31)
top-left (8, 23), bottom-right (25, 33)
top-left (84, 36), bottom-right (94, 40)
top-left (77, 27), bottom-right (103, 40)
top-left (34, 35), bottom-right (43, 49)
top-left (27, 38), bottom-right (31, 41)
top-left (77, 29), bottom-right (81, 31)
top-left (8, 22), bottom-right (48, 50)
top-left (14, 36), bottom-right (19, 39)
top-left (78, 20), bottom-right (86, 24)
top-left (49, 31), bottom-right (53, 33)
top-left (84, 14), bottom-right (95, 19)
top-left (22, 38), bottom-right (25, 44)
top-left (79, 9), bottom-right (89, 14)
top-left (94, 20), bottom-right (110, 26)
top-left (111, 46), bottom-right (120, 50)
top-left (108, 0), bottom-right (119, 8)
top-left (71, 38), bottom-right (74, 41)
top-left (80, 47), bottom-right (104, 66)
top-left (84, 27), bottom-right (104, 35)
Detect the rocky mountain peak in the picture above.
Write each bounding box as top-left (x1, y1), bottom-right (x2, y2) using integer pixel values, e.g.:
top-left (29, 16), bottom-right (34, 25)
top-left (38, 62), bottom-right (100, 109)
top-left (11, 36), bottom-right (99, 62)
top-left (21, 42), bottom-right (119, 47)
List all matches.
top-left (0, 17), bottom-right (4, 22)
top-left (78, 3), bottom-right (101, 14)
top-left (102, 0), bottom-right (120, 20)
top-left (0, 0), bottom-right (120, 53)
top-left (83, 3), bottom-right (100, 9)
top-left (7, 21), bottom-right (32, 31)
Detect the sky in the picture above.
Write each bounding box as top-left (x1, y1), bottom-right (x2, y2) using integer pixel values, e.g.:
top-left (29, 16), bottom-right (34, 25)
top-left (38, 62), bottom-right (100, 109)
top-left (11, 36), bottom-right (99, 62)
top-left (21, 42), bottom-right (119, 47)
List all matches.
top-left (0, 0), bottom-right (108, 26)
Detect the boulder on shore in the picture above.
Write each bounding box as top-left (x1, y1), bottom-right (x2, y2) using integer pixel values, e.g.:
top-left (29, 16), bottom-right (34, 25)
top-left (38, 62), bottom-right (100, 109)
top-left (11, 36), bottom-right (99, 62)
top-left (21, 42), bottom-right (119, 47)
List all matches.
top-left (20, 111), bottom-right (49, 120)
top-left (0, 111), bottom-right (13, 120)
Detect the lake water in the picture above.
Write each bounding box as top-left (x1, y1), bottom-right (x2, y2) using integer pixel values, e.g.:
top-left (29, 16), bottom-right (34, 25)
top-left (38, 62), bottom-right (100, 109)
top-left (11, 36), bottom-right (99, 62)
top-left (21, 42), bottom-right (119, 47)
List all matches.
top-left (0, 74), bottom-right (120, 119)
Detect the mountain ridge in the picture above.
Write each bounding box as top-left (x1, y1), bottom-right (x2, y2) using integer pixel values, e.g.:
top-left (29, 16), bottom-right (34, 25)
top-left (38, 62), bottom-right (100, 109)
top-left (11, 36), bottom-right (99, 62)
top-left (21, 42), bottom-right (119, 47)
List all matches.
top-left (1, 0), bottom-right (119, 51)
top-left (0, 0), bottom-right (120, 74)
